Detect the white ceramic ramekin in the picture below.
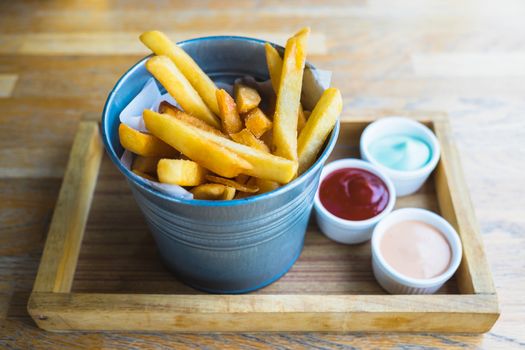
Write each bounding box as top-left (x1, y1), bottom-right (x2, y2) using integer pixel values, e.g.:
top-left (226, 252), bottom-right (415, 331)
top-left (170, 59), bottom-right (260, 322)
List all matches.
top-left (371, 208), bottom-right (462, 294)
top-left (314, 158), bottom-right (396, 244)
top-left (360, 117), bottom-right (440, 197)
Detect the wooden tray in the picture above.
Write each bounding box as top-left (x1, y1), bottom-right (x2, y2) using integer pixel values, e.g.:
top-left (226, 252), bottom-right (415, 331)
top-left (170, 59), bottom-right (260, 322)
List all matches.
top-left (27, 112), bottom-right (499, 333)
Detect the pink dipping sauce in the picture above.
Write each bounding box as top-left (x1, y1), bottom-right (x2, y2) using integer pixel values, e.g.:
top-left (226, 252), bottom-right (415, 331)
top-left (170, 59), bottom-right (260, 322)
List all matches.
top-left (380, 220), bottom-right (451, 280)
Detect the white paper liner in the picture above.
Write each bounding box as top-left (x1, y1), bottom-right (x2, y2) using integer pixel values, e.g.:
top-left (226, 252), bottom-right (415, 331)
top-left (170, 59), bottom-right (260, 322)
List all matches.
top-left (118, 67), bottom-right (331, 200)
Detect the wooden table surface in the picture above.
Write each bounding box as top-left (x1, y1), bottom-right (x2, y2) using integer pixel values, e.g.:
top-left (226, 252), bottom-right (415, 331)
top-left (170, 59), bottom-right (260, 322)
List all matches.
top-left (1, 0), bottom-right (524, 349)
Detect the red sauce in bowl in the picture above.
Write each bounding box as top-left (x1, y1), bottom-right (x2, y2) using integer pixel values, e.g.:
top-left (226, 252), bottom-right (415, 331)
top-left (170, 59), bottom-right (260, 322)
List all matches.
top-left (319, 167), bottom-right (389, 221)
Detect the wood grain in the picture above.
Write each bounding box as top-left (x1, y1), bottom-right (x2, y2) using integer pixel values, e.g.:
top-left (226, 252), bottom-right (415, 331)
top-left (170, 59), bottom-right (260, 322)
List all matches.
top-left (1, 0), bottom-right (525, 348)
top-left (0, 74), bottom-right (17, 97)
top-left (28, 292), bottom-right (498, 333)
top-left (33, 122), bottom-right (103, 293)
top-left (26, 116), bottom-right (497, 333)
top-left (0, 32), bottom-right (326, 55)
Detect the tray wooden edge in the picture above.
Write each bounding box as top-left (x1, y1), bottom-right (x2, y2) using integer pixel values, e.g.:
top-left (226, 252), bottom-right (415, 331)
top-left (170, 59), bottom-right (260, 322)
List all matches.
top-left (27, 114), bottom-right (500, 333)
top-left (28, 292), bottom-right (498, 333)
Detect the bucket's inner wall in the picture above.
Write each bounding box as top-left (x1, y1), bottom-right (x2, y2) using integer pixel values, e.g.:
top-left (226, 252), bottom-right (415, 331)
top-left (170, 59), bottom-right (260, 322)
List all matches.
top-left (73, 121), bottom-right (458, 295)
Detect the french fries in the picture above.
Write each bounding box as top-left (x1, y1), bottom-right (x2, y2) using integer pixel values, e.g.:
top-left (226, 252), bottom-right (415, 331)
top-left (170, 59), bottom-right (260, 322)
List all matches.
top-left (144, 110), bottom-right (297, 184)
top-left (146, 55), bottom-right (220, 128)
top-left (157, 159), bottom-right (207, 186)
top-left (132, 156), bottom-right (160, 175)
top-left (132, 169), bottom-right (157, 181)
top-left (140, 30), bottom-right (220, 116)
top-left (234, 84), bottom-right (261, 114)
top-left (230, 129), bottom-right (270, 153)
top-left (206, 175), bottom-right (259, 193)
top-left (222, 186), bottom-right (236, 200)
top-left (235, 174), bottom-right (250, 185)
top-left (297, 104), bottom-right (307, 133)
top-left (264, 43), bottom-right (282, 94)
top-left (244, 108), bottom-right (272, 138)
top-left (272, 27), bottom-right (309, 161)
top-left (144, 109), bottom-right (252, 178)
top-left (255, 178), bottom-right (280, 194)
top-left (119, 123), bottom-right (177, 157)
top-left (266, 43), bottom-right (307, 133)
top-left (191, 183), bottom-right (236, 200)
top-left (120, 28), bottom-right (340, 200)
top-left (216, 89), bottom-right (243, 134)
top-left (298, 88), bottom-right (342, 174)
top-left (159, 101), bottom-right (225, 137)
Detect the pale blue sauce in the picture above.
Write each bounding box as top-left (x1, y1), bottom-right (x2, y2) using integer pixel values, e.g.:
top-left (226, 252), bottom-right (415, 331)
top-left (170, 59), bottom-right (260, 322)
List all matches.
top-left (368, 135), bottom-right (431, 171)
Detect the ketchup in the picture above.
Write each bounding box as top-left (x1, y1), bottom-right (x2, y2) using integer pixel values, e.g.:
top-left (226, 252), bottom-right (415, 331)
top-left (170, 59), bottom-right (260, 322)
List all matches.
top-left (319, 168), bottom-right (389, 221)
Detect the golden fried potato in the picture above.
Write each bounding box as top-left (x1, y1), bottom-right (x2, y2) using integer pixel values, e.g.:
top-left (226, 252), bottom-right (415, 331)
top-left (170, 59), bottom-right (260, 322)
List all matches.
top-left (140, 31), bottom-right (220, 116)
top-left (205, 175), bottom-right (259, 193)
top-left (265, 43), bottom-right (307, 134)
top-left (272, 28), bottom-right (310, 161)
top-left (303, 110), bottom-right (311, 119)
top-left (297, 104), bottom-right (307, 133)
top-left (222, 186), bottom-right (236, 200)
top-left (145, 110), bottom-right (297, 184)
top-left (191, 183), bottom-right (235, 200)
top-left (265, 43), bottom-right (283, 94)
top-left (244, 108), bottom-right (272, 138)
top-left (216, 89), bottom-right (243, 134)
top-left (132, 169), bottom-right (157, 181)
top-left (119, 123), bottom-right (177, 158)
top-left (157, 159), bottom-right (207, 186)
top-left (143, 110), bottom-right (251, 178)
top-left (158, 100), bottom-right (182, 114)
top-left (230, 129), bottom-right (270, 153)
top-left (261, 130), bottom-right (273, 152)
top-left (132, 156), bottom-right (160, 175)
top-left (235, 174), bottom-right (250, 185)
top-left (159, 101), bottom-right (225, 137)
top-left (146, 56), bottom-right (220, 128)
top-left (255, 178), bottom-right (280, 194)
top-left (234, 84), bottom-right (261, 114)
top-left (298, 88), bottom-right (342, 174)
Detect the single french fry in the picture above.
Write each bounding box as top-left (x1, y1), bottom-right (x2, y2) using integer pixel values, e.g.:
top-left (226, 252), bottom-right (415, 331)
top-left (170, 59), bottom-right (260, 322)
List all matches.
top-left (230, 129), bottom-right (270, 153)
top-left (132, 155), bottom-right (160, 175)
top-left (265, 43), bottom-right (283, 94)
top-left (191, 183), bottom-right (233, 200)
top-left (234, 84), bottom-right (261, 114)
top-left (119, 123), bottom-right (177, 157)
top-left (145, 110), bottom-right (296, 183)
top-left (159, 101), bottom-right (225, 137)
top-left (140, 31), bottom-right (220, 116)
top-left (206, 175), bottom-right (259, 193)
top-left (234, 190), bottom-right (251, 199)
top-left (297, 104), bottom-right (307, 133)
top-left (272, 28), bottom-right (309, 161)
top-left (222, 186), bottom-right (236, 200)
top-left (261, 130), bottom-right (273, 152)
top-left (157, 159), bottom-right (207, 186)
top-left (304, 110), bottom-right (311, 119)
top-left (146, 56), bottom-right (220, 128)
top-left (255, 178), bottom-right (280, 194)
top-left (132, 169), bottom-right (157, 181)
top-left (235, 174), bottom-right (250, 185)
top-left (245, 108), bottom-right (272, 138)
top-left (216, 89), bottom-right (243, 134)
top-left (143, 110), bottom-right (251, 178)
top-left (265, 43), bottom-right (307, 133)
top-left (298, 88), bottom-right (342, 174)
top-left (158, 100), bottom-right (182, 114)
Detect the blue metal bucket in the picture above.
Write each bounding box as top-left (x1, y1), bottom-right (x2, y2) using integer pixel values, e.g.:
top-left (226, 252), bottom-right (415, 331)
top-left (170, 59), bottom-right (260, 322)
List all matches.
top-left (101, 36), bottom-right (340, 293)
